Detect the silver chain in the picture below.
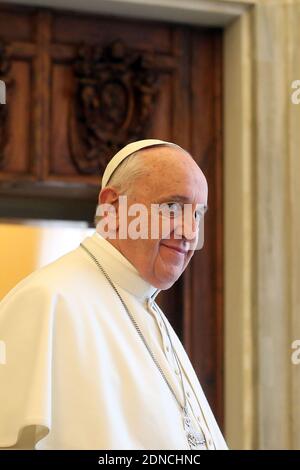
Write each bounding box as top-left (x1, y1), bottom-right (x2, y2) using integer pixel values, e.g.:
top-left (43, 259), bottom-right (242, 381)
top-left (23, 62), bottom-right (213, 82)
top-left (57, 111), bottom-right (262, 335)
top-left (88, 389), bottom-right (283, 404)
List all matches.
top-left (80, 242), bottom-right (186, 411)
top-left (80, 242), bottom-right (207, 449)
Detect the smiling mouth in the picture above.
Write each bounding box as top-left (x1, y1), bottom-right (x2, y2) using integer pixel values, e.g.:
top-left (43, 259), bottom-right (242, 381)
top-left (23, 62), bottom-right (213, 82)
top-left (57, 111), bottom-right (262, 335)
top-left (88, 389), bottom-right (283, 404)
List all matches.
top-left (160, 243), bottom-right (188, 255)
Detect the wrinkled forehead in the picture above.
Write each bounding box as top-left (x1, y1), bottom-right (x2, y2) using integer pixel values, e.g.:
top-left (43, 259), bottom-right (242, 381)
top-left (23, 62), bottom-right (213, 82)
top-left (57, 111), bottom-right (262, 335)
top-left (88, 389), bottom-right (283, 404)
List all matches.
top-left (137, 148), bottom-right (208, 202)
top-left (138, 144), bottom-right (190, 163)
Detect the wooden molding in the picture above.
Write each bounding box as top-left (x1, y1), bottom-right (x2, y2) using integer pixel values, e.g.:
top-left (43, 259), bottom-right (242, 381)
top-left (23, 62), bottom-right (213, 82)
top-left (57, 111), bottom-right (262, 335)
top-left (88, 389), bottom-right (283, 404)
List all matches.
top-left (2, 0), bottom-right (253, 27)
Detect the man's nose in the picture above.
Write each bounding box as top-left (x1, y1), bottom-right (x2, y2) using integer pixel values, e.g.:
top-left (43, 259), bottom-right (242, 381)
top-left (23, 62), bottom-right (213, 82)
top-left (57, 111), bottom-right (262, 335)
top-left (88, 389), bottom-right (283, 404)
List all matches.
top-left (174, 211), bottom-right (199, 241)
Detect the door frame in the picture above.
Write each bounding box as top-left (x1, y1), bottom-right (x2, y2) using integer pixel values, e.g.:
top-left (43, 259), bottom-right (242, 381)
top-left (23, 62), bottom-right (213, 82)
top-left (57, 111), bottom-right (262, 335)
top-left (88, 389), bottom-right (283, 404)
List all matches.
top-left (3, 0), bottom-right (257, 449)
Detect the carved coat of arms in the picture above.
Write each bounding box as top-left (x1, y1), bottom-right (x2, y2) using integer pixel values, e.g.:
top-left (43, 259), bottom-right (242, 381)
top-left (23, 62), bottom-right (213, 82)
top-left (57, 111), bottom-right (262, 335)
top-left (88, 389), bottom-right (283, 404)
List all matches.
top-left (69, 39), bottom-right (164, 174)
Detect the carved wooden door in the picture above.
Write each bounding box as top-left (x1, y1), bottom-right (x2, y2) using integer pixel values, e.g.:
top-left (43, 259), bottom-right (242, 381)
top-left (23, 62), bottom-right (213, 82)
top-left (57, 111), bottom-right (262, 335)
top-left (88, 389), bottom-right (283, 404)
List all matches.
top-left (0, 5), bottom-right (223, 429)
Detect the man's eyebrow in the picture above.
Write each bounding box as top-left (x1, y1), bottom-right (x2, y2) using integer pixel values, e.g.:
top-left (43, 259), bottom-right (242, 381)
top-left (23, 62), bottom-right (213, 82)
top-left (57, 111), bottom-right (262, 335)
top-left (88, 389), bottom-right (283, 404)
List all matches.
top-left (156, 195), bottom-right (192, 203)
top-left (156, 195), bottom-right (208, 210)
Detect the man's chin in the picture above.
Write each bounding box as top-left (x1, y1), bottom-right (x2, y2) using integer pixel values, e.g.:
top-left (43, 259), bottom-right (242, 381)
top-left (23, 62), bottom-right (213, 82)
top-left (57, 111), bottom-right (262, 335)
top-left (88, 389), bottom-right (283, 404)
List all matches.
top-left (159, 281), bottom-right (176, 290)
top-left (155, 271), bottom-right (182, 290)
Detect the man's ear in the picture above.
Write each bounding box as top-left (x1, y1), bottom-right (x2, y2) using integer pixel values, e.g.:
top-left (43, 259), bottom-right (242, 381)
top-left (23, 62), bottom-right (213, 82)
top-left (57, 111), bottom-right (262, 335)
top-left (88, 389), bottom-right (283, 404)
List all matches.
top-left (98, 187), bottom-right (120, 230)
top-left (99, 187), bottom-right (119, 206)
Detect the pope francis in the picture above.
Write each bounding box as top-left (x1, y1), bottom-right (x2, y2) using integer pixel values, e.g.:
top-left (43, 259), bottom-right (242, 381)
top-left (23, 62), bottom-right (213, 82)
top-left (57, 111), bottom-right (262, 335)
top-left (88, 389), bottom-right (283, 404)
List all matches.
top-left (0, 139), bottom-right (227, 450)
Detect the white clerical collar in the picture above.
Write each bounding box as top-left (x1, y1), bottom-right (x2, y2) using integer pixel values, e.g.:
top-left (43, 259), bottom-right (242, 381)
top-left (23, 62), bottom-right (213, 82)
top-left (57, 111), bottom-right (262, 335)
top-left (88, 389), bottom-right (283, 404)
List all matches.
top-left (81, 231), bottom-right (160, 303)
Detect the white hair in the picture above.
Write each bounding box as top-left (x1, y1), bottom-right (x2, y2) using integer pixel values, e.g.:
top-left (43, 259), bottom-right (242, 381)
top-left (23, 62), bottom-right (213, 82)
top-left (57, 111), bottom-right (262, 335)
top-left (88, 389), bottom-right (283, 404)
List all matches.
top-left (105, 150), bottom-right (148, 194)
top-left (94, 150), bottom-right (149, 226)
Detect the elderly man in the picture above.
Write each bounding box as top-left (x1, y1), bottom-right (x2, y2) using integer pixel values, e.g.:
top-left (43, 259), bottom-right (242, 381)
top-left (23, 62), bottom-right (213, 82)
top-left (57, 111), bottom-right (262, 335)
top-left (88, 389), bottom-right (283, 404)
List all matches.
top-left (0, 139), bottom-right (227, 450)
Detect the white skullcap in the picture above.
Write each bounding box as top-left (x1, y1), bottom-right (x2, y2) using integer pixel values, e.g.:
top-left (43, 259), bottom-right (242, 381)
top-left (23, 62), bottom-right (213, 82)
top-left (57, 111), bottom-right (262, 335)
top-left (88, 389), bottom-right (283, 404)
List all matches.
top-left (101, 139), bottom-right (182, 189)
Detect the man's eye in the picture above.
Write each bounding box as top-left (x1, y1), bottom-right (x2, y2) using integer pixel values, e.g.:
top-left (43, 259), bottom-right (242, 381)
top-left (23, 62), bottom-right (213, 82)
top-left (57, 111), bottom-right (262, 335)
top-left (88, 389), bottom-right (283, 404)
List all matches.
top-left (167, 202), bottom-right (181, 211)
top-left (159, 202), bottom-right (181, 217)
top-left (195, 205), bottom-right (208, 220)
top-left (195, 210), bottom-right (204, 220)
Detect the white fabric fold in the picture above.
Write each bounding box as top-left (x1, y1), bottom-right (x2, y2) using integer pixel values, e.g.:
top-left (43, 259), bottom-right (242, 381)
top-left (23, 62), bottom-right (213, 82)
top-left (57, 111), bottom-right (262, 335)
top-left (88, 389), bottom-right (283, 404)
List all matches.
top-left (0, 231), bottom-right (227, 449)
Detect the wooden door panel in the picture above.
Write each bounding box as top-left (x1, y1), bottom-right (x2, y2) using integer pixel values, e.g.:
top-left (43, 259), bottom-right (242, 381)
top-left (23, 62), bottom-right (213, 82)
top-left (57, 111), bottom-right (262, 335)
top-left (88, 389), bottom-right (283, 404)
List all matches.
top-left (5, 60), bottom-right (32, 175)
top-left (188, 29), bottom-right (223, 424)
top-left (50, 64), bottom-right (75, 176)
top-left (0, 8), bottom-right (34, 42)
top-left (52, 13), bottom-right (172, 53)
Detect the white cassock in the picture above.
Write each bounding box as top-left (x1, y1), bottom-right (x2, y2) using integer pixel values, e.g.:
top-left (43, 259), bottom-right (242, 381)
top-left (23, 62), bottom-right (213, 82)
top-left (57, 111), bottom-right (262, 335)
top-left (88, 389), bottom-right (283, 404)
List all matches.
top-left (0, 231), bottom-right (228, 450)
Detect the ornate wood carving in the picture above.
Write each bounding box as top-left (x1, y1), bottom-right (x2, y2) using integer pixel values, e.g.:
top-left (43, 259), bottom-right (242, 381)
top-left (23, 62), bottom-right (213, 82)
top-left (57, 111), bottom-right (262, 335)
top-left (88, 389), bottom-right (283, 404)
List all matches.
top-left (0, 39), bottom-right (12, 169)
top-left (69, 39), bottom-right (164, 174)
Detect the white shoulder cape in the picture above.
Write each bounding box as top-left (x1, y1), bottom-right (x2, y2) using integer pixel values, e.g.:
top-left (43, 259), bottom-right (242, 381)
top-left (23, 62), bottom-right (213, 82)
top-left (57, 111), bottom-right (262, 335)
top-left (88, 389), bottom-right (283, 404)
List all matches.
top-left (0, 237), bottom-right (227, 450)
